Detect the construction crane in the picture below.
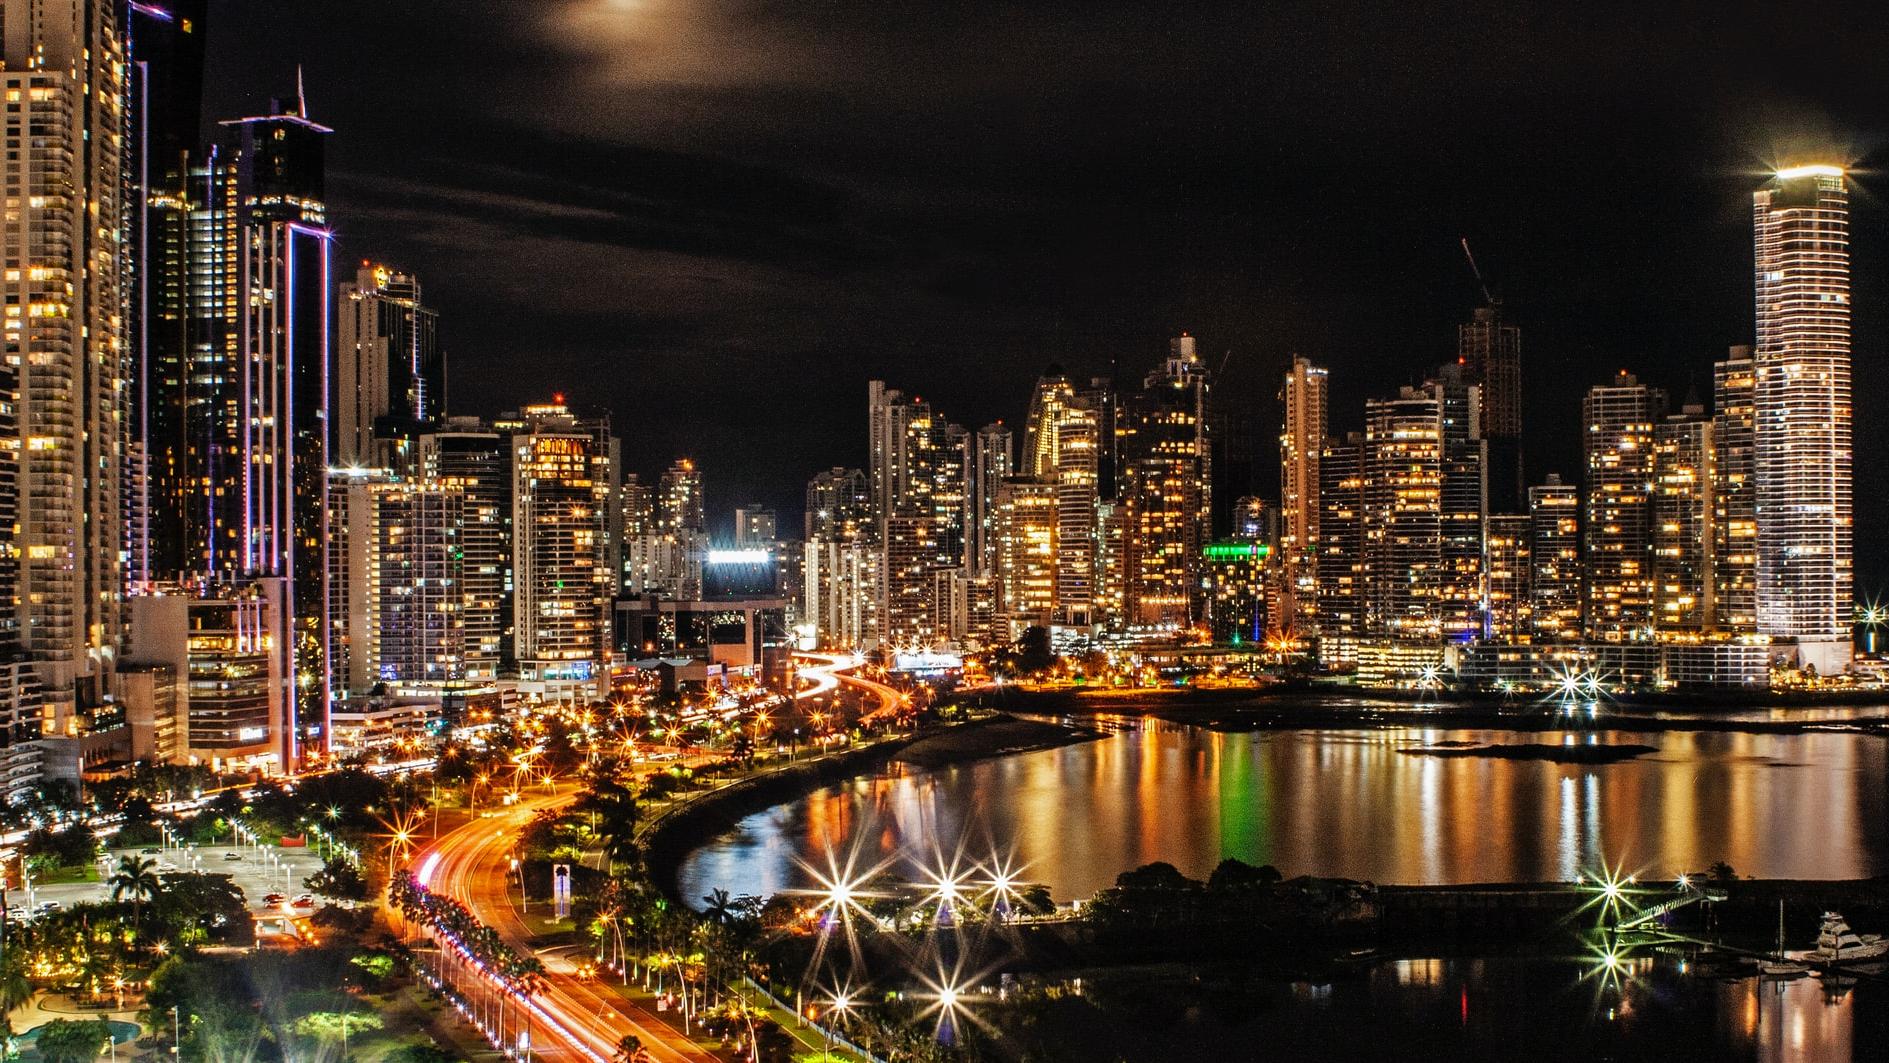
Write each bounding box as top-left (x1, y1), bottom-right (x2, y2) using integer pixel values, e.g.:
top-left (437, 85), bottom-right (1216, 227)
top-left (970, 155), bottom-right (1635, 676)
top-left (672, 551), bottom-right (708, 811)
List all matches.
top-left (1460, 237), bottom-right (1495, 307)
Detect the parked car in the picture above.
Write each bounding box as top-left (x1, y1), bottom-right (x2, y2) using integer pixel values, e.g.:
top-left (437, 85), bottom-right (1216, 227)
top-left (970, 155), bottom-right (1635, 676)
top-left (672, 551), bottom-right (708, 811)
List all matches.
top-left (140, 847), bottom-right (160, 855)
top-left (223, 851), bottom-right (244, 861)
top-left (290, 895), bottom-right (315, 909)
top-left (4, 905), bottom-right (25, 921)
top-left (34, 901), bottom-right (61, 914)
top-left (263, 892), bottom-right (285, 906)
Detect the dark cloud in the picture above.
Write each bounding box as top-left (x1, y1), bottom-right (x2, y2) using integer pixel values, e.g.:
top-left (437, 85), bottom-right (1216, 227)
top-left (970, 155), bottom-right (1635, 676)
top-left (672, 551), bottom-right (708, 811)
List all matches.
top-left (206, 1), bottom-right (1889, 584)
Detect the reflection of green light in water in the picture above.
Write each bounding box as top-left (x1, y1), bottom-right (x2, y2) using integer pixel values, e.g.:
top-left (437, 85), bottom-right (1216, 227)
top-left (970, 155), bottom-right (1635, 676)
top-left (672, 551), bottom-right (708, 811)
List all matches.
top-left (1216, 733), bottom-right (1270, 866)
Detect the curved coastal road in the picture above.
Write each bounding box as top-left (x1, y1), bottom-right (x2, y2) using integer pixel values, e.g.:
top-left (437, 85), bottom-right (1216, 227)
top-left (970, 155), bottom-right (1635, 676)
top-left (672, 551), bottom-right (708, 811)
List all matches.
top-left (415, 793), bottom-right (715, 1063)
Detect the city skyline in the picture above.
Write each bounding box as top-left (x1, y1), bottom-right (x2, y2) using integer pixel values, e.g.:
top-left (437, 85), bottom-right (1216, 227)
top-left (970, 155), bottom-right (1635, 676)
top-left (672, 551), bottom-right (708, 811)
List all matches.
top-left (193, 4), bottom-right (1889, 589)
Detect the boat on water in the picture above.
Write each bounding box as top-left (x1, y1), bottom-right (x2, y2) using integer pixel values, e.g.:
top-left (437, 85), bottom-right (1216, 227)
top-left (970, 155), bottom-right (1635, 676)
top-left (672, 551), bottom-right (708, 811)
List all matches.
top-left (1809, 912), bottom-right (1889, 964)
top-left (1759, 900), bottom-right (1810, 978)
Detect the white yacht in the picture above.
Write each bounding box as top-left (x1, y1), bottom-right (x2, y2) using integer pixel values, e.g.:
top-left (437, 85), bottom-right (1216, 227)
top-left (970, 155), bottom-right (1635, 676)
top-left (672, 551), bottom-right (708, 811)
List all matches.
top-left (1809, 912), bottom-right (1888, 964)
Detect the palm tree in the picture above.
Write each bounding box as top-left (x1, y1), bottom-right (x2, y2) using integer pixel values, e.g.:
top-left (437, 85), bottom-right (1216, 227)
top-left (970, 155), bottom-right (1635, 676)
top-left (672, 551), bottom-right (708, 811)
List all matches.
top-left (613, 1033), bottom-right (647, 1063)
top-left (700, 888), bottom-right (736, 925)
top-left (109, 854), bottom-right (161, 941)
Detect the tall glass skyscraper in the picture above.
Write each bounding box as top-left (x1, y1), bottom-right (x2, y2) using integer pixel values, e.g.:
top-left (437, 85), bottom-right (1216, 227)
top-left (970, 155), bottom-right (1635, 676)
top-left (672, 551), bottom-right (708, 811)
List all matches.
top-left (1753, 166), bottom-right (1852, 673)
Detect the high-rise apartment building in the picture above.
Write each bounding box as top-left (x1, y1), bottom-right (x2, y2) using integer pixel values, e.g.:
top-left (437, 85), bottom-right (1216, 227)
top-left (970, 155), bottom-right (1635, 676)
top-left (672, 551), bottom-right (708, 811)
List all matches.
top-left (1118, 336), bottom-right (1212, 627)
top-left (1753, 166), bottom-right (1852, 673)
top-left (1315, 433), bottom-right (1365, 661)
top-left (1581, 371), bottom-right (1666, 641)
top-left (1433, 366), bottom-right (1486, 639)
top-left (968, 424), bottom-right (1012, 575)
top-left (659, 458), bottom-right (705, 533)
top-left (2, 0), bottom-right (131, 728)
top-left (336, 264), bottom-right (442, 467)
top-left (1527, 475), bottom-right (1581, 641)
top-left (993, 479), bottom-right (1058, 631)
top-left (1484, 514), bottom-right (1532, 641)
top-left (512, 411), bottom-right (612, 680)
top-left (417, 423), bottom-right (510, 677)
top-left (1278, 356), bottom-right (1327, 636)
top-left (1653, 406), bottom-right (1716, 637)
top-left (1712, 348), bottom-right (1757, 634)
top-left (805, 467), bottom-right (871, 542)
top-left (1362, 386), bottom-right (1444, 639)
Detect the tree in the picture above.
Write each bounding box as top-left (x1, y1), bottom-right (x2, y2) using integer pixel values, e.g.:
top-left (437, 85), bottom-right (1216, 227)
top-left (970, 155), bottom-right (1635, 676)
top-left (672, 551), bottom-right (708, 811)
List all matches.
top-left (304, 858), bottom-right (369, 902)
top-left (109, 855), bottom-right (162, 937)
top-left (1707, 861), bottom-right (1738, 882)
top-left (292, 1009), bottom-right (384, 1043)
top-left (150, 872), bottom-right (254, 948)
top-left (1207, 858), bottom-right (1282, 891)
top-left (1115, 862), bottom-right (1198, 891)
top-left (386, 1046), bottom-right (458, 1063)
top-left (32, 1018), bottom-right (113, 1063)
top-left (614, 1033), bottom-right (647, 1062)
top-left (701, 888), bottom-right (737, 925)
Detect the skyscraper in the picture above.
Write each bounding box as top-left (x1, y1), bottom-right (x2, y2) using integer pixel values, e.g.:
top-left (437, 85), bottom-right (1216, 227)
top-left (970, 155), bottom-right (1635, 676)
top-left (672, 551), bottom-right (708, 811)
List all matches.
top-left (1581, 371), bottom-right (1666, 641)
top-left (659, 458), bottom-right (705, 534)
top-left (512, 416), bottom-right (610, 681)
top-left (225, 94), bottom-right (334, 763)
top-left (1527, 475), bottom-right (1581, 641)
top-left (336, 263), bottom-right (443, 467)
top-left (805, 467), bottom-right (871, 541)
top-left (1653, 405), bottom-right (1716, 636)
top-left (1279, 356), bottom-right (1327, 636)
top-left (2, 0), bottom-right (130, 727)
top-left (1315, 433), bottom-right (1365, 662)
top-left (1458, 303), bottom-right (1523, 513)
top-left (1363, 386), bottom-right (1444, 638)
top-left (1753, 166), bottom-right (1853, 673)
top-left (416, 423), bottom-right (509, 678)
top-left (1119, 336), bottom-right (1212, 627)
top-left (968, 424), bottom-right (1012, 575)
top-left (1712, 348), bottom-right (1757, 634)
top-left (128, 0), bottom-right (209, 586)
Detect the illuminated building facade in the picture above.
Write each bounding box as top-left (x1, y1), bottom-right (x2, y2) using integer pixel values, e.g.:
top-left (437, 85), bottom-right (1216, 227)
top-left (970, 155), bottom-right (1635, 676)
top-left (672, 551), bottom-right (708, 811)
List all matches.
top-left (1278, 356), bottom-right (1327, 636)
top-left (1362, 386), bottom-right (1444, 638)
top-left (993, 478), bottom-right (1057, 632)
top-left (1712, 348), bottom-right (1757, 633)
top-left (1581, 371), bottom-right (1665, 641)
top-left (512, 417), bottom-right (611, 679)
top-left (1203, 542), bottom-right (1270, 645)
top-left (416, 423), bottom-right (509, 677)
top-left (805, 467), bottom-right (871, 541)
top-left (1315, 433), bottom-right (1365, 662)
top-left (225, 98), bottom-right (334, 764)
top-left (1119, 336), bottom-right (1211, 627)
top-left (1753, 166), bottom-right (1852, 673)
top-left (969, 424), bottom-right (1013, 576)
top-left (336, 263), bottom-right (442, 467)
top-left (128, 0), bottom-right (209, 586)
top-left (1434, 367), bottom-right (1487, 639)
top-left (2, 0), bottom-right (130, 730)
top-left (1483, 514), bottom-right (1531, 641)
top-left (1528, 475), bottom-right (1582, 641)
top-left (734, 506), bottom-right (776, 547)
top-left (1653, 407), bottom-right (1715, 637)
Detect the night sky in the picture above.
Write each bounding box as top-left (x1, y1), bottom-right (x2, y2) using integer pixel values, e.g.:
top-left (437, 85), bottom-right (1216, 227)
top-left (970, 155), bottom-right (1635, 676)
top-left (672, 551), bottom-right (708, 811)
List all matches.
top-left (205, 2), bottom-right (1889, 588)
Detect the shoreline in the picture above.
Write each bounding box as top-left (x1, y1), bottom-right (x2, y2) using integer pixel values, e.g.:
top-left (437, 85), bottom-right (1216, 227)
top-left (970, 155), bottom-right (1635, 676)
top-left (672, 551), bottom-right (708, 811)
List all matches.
top-left (974, 686), bottom-right (1889, 737)
top-left (642, 714), bottom-right (1099, 904)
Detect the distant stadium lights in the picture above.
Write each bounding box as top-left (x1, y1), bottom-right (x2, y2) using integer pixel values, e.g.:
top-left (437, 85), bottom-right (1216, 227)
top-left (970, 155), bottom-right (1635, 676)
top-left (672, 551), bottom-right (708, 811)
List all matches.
top-left (706, 549), bottom-right (771, 565)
